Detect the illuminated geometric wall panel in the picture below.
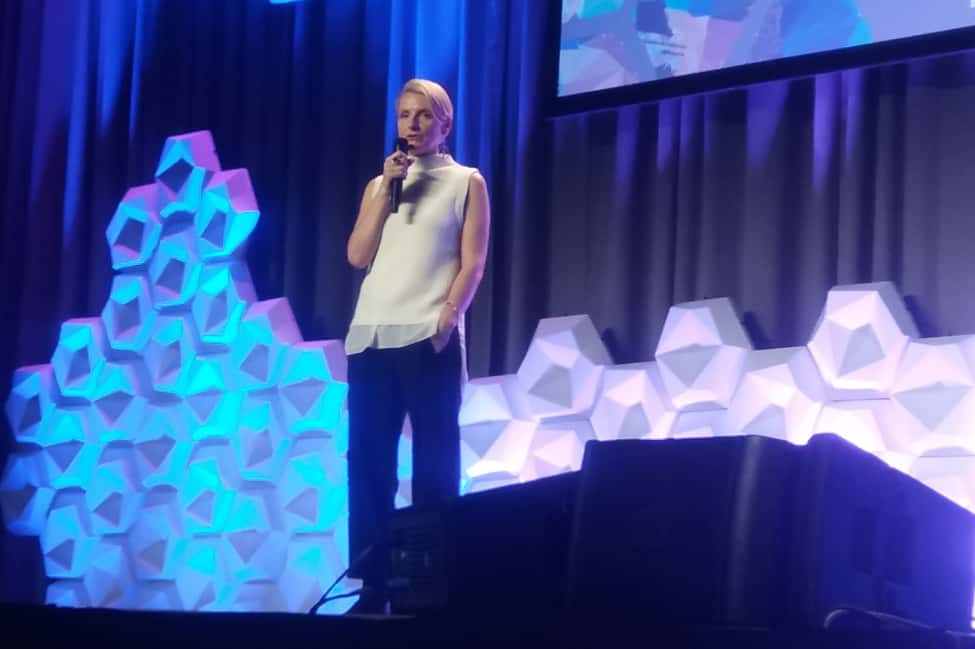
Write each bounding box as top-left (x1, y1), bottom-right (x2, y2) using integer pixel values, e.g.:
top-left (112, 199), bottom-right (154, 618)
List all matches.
top-left (5, 365), bottom-right (58, 445)
top-left (515, 315), bottom-right (611, 421)
top-left (143, 314), bottom-right (199, 396)
top-left (41, 490), bottom-right (96, 579)
top-left (589, 362), bottom-right (674, 441)
top-left (132, 581), bottom-right (183, 611)
top-left (155, 130), bottom-right (221, 220)
top-left (670, 408), bottom-right (728, 439)
top-left (148, 230), bottom-right (204, 310)
top-left (177, 442), bottom-right (241, 536)
top-left (812, 399), bottom-right (894, 457)
top-left (725, 347), bottom-right (826, 445)
top-left (222, 486), bottom-right (287, 584)
top-left (277, 341), bottom-right (348, 436)
top-left (51, 318), bottom-right (108, 400)
top-left (46, 580), bottom-right (92, 608)
top-left (39, 436), bottom-right (101, 491)
top-left (128, 487), bottom-right (182, 581)
top-left (231, 299), bottom-right (302, 393)
top-left (87, 361), bottom-right (149, 444)
top-left (461, 420), bottom-right (537, 493)
top-left (277, 533), bottom-right (349, 615)
top-left (459, 374), bottom-right (531, 426)
top-left (807, 281), bottom-right (919, 400)
top-left (86, 444), bottom-right (143, 536)
top-left (886, 336), bottom-right (975, 457)
top-left (191, 262), bottom-right (257, 346)
top-left (0, 450), bottom-right (53, 535)
top-left (276, 436), bottom-right (347, 536)
top-left (84, 537), bottom-right (134, 608)
top-left (1, 131), bottom-right (358, 614)
top-left (519, 419), bottom-right (594, 481)
top-left (195, 169), bottom-right (260, 261)
top-left (910, 455), bottom-right (975, 513)
top-left (655, 298), bottom-right (752, 412)
top-left (231, 393), bottom-right (290, 482)
top-left (172, 536), bottom-right (231, 611)
top-left (101, 274), bottom-right (156, 354)
top-left (105, 184), bottom-right (163, 272)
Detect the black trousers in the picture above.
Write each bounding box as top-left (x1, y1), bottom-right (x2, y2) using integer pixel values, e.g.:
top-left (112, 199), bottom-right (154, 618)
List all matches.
top-left (346, 331), bottom-right (462, 584)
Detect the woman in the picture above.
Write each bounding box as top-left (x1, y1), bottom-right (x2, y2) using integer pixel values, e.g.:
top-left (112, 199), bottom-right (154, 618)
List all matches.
top-left (344, 79), bottom-right (490, 614)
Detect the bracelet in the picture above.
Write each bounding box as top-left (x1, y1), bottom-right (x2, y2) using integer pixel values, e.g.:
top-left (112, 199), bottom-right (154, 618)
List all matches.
top-left (444, 300), bottom-right (458, 313)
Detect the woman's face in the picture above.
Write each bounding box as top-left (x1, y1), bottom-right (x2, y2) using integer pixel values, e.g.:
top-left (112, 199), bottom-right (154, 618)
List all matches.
top-left (397, 91), bottom-right (449, 156)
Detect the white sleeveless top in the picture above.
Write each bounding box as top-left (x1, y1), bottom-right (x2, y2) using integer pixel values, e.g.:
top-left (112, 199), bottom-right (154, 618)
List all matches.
top-left (345, 153), bottom-right (477, 358)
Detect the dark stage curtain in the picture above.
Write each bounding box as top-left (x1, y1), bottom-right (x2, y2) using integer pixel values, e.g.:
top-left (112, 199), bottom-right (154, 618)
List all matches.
top-left (2, 0), bottom-right (975, 601)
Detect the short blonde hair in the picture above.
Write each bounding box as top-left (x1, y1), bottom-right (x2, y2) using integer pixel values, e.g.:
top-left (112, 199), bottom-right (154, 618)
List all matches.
top-left (398, 78), bottom-right (454, 136)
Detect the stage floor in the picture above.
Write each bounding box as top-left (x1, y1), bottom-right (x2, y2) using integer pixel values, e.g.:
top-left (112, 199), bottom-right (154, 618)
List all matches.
top-left (1, 603), bottom-right (971, 649)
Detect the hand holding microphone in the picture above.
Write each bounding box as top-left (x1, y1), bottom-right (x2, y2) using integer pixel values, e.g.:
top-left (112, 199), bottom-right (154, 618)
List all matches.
top-left (385, 137), bottom-right (410, 213)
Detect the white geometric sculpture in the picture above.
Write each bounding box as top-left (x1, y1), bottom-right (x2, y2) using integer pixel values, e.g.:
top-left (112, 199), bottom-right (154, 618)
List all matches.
top-left (812, 399), bottom-right (893, 458)
top-left (655, 298), bottom-right (752, 411)
top-left (589, 362), bottom-right (674, 441)
top-left (520, 419), bottom-right (594, 481)
top-left (1, 131), bottom-right (354, 614)
top-left (515, 315), bottom-right (611, 420)
top-left (886, 336), bottom-right (975, 457)
top-left (910, 455), bottom-right (975, 512)
top-left (460, 375), bottom-right (536, 493)
top-left (461, 419), bottom-right (538, 493)
top-left (725, 347), bottom-right (826, 444)
top-left (807, 281), bottom-right (919, 400)
top-left (669, 408), bottom-right (728, 439)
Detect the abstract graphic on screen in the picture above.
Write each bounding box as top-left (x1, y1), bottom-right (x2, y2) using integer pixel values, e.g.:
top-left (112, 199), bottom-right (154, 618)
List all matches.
top-left (559, 0), bottom-right (975, 96)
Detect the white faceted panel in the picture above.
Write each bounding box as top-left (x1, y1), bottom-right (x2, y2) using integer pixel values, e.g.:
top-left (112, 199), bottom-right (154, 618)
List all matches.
top-left (669, 408), bottom-right (728, 439)
top-left (46, 580), bottom-right (91, 608)
top-left (589, 362), bottom-right (674, 441)
top-left (812, 400), bottom-right (894, 457)
top-left (909, 455), bottom-right (975, 513)
top-left (132, 581), bottom-right (183, 611)
top-left (0, 450), bottom-right (53, 536)
top-left (460, 374), bottom-right (536, 493)
top-left (725, 347), bottom-right (826, 444)
top-left (886, 336), bottom-right (975, 457)
top-left (461, 419), bottom-right (538, 493)
top-left (84, 537), bottom-right (134, 608)
top-left (128, 487), bottom-right (182, 581)
top-left (516, 315), bottom-right (611, 420)
top-left (172, 536), bottom-right (231, 611)
top-left (519, 419), bottom-right (594, 482)
top-left (459, 374), bottom-right (531, 426)
top-left (655, 298), bottom-right (751, 411)
top-left (807, 282), bottom-right (919, 400)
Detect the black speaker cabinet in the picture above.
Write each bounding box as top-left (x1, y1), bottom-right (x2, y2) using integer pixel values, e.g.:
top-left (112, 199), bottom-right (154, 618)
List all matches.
top-left (389, 434), bottom-right (975, 631)
top-left (566, 434), bottom-right (975, 630)
top-left (388, 471), bottom-right (578, 614)
top-left (565, 434), bottom-right (801, 625)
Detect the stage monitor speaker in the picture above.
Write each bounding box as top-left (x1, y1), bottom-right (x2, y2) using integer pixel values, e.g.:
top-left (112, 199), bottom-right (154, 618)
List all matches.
top-left (565, 434), bottom-right (802, 626)
top-left (791, 434), bottom-right (975, 631)
top-left (388, 471), bottom-right (578, 614)
top-left (565, 434), bottom-right (975, 631)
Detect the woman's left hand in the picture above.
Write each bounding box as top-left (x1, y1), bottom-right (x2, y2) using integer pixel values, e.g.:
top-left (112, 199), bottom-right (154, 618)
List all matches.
top-left (431, 302), bottom-right (458, 353)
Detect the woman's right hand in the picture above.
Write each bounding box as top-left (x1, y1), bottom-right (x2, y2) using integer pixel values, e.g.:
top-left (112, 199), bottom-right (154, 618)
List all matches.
top-left (382, 150), bottom-right (412, 185)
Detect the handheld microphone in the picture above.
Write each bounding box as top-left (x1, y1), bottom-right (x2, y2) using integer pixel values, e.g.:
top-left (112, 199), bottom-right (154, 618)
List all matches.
top-left (390, 137), bottom-right (409, 213)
